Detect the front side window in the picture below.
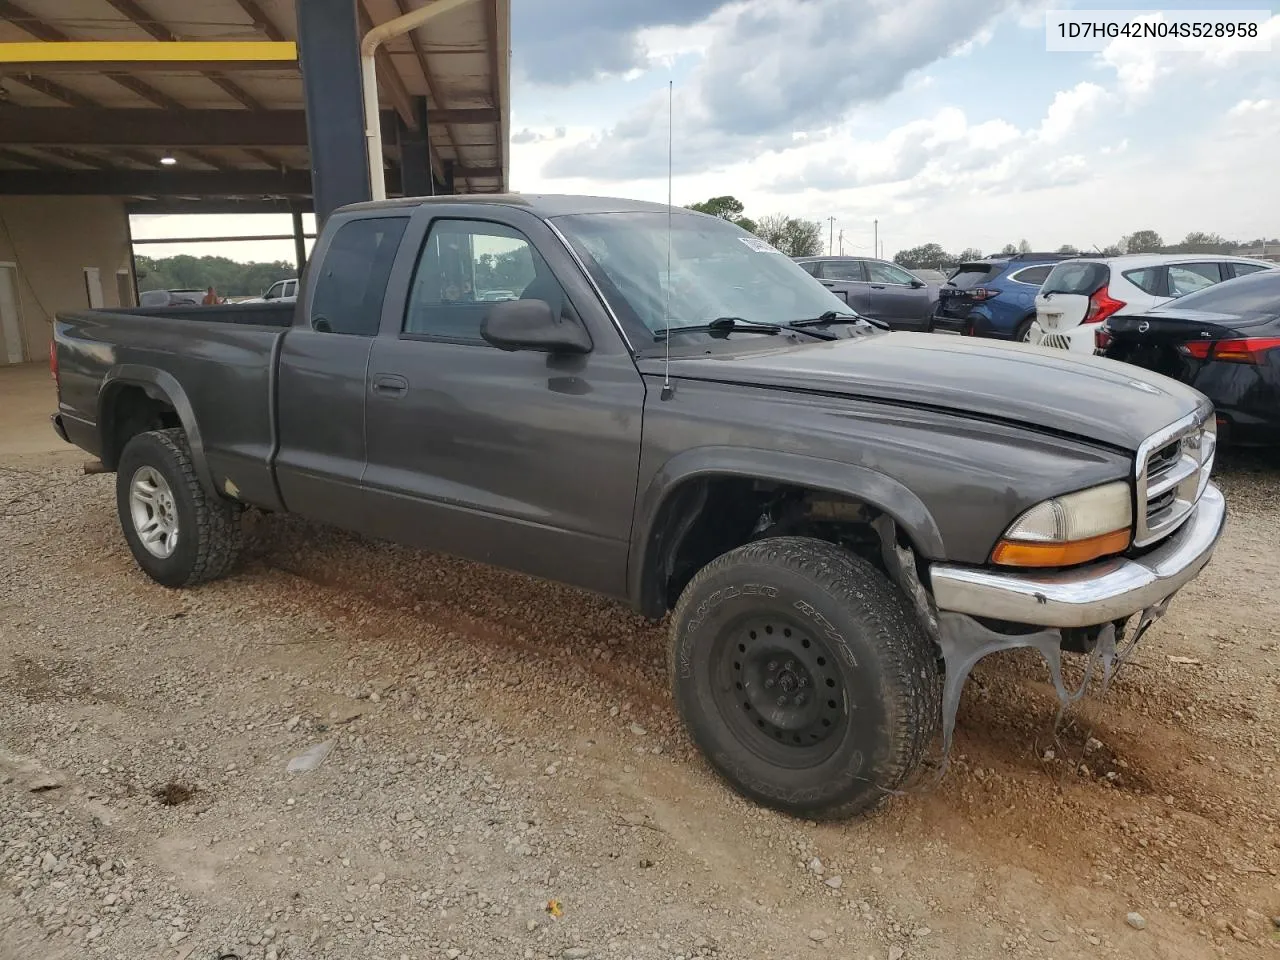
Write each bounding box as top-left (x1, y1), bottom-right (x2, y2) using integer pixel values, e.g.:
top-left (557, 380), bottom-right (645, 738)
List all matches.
top-left (404, 219), bottom-right (564, 341)
top-left (866, 261), bottom-right (917, 285)
top-left (309, 217), bottom-right (408, 335)
top-left (264, 281), bottom-right (283, 300)
top-left (553, 212), bottom-right (850, 340)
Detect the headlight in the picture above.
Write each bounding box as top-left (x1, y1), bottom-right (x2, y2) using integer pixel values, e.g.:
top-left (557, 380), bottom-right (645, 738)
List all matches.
top-left (991, 481), bottom-right (1133, 567)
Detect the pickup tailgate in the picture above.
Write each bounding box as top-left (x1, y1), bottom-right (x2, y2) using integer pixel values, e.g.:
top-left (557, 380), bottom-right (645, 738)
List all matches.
top-left (55, 305), bottom-right (290, 509)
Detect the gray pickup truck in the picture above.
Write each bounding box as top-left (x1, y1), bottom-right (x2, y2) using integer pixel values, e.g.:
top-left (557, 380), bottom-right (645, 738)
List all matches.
top-left (51, 195), bottom-right (1226, 819)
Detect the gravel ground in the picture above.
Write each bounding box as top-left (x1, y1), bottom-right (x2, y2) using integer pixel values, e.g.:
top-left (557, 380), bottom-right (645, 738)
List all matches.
top-left (2, 366), bottom-right (1279, 960)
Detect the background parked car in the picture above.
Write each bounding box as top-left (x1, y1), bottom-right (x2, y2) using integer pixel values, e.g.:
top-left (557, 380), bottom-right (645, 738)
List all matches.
top-left (1033, 254), bottom-right (1275, 353)
top-left (929, 253), bottom-right (1078, 340)
top-left (1099, 269), bottom-right (1280, 446)
top-left (242, 278), bottom-right (300, 304)
top-left (794, 255), bottom-right (935, 330)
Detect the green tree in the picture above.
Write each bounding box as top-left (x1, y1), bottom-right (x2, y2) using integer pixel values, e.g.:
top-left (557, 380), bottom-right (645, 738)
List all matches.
top-left (1056, 243), bottom-right (1079, 254)
top-left (1000, 243), bottom-right (1019, 255)
top-left (686, 195), bottom-right (757, 234)
top-left (957, 247), bottom-right (984, 262)
top-left (1177, 231), bottom-right (1227, 253)
top-left (1098, 243), bottom-right (1125, 257)
top-left (134, 254), bottom-right (295, 298)
top-left (1122, 229), bottom-right (1163, 254)
top-left (893, 243), bottom-right (955, 270)
top-left (754, 214), bottom-right (823, 257)
top-left (1017, 239), bottom-right (1032, 254)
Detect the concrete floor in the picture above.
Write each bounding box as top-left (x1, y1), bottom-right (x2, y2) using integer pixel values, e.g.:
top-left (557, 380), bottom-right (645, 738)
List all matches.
top-left (0, 362), bottom-right (72, 459)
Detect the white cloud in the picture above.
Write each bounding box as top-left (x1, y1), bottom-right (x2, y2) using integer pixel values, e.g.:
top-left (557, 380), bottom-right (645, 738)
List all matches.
top-left (1229, 98), bottom-right (1273, 116)
top-left (1036, 82), bottom-right (1106, 144)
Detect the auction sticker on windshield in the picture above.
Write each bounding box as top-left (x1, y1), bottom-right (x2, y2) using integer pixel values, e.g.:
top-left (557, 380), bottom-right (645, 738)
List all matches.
top-left (738, 237), bottom-right (784, 255)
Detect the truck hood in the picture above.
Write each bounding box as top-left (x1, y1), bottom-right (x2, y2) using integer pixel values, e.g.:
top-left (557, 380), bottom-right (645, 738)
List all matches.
top-left (643, 332), bottom-right (1207, 451)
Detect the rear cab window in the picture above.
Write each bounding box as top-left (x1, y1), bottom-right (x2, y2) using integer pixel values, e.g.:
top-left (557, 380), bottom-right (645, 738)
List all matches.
top-left (309, 216), bottom-right (410, 336)
top-left (1041, 261), bottom-right (1109, 296)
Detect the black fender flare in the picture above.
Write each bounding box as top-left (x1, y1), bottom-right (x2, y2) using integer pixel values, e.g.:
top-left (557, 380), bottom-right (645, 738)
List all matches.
top-left (629, 446), bottom-right (946, 616)
top-left (98, 364), bottom-right (218, 498)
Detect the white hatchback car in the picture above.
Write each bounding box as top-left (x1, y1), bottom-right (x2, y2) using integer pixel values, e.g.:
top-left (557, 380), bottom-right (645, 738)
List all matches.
top-left (1031, 254), bottom-right (1277, 353)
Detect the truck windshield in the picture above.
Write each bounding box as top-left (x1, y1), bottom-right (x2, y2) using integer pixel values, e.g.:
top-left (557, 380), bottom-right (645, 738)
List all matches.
top-left (553, 211), bottom-right (851, 340)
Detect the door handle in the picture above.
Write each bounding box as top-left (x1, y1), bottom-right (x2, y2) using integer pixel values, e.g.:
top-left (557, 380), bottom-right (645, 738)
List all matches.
top-left (870, 284), bottom-right (886, 289)
top-left (371, 374), bottom-right (408, 397)
top-left (820, 281), bottom-right (835, 287)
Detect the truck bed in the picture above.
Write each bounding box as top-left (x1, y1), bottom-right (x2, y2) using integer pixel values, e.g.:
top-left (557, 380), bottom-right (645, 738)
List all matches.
top-left (53, 303), bottom-right (295, 511)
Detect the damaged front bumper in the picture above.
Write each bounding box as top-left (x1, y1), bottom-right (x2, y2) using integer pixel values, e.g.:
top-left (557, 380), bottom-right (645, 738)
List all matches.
top-left (928, 482), bottom-right (1226, 629)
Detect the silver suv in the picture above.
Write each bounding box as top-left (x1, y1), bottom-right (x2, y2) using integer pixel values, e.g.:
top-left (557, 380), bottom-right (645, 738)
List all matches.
top-left (794, 256), bottom-right (935, 330)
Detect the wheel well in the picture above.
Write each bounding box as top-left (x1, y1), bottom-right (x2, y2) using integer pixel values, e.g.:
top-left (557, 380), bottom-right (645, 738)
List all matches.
top-left (639, 475), bottom-right (925, 618)
top-left (100, 383), bottom-right (181, 470)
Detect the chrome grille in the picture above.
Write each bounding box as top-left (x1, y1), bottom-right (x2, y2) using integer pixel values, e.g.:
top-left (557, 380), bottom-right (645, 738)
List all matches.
top-left (1134, 410), bottom-right (1216, 548)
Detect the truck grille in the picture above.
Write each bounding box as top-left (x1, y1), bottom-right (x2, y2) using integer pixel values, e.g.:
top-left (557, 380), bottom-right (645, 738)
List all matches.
top-left (1134, 411), bottom-right (1215, 548)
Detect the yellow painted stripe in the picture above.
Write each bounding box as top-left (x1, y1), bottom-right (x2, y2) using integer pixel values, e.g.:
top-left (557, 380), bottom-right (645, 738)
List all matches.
top-left (0, 41), bottom-right (297, 64)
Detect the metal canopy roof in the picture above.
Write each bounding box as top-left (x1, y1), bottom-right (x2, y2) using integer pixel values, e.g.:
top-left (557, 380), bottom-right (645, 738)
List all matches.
top-left (0, 0), bottom-right (510, 207)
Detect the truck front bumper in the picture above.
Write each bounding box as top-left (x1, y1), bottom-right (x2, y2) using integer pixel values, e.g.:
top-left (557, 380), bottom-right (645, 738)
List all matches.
top-left (929, 482), bottom-right (1226, 629)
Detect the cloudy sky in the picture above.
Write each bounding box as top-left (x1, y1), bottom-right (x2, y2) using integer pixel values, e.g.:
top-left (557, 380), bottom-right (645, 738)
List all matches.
top-left (137, 0), bottom-right (1277, 264)
top-left (507, 0), bottom-right (1279, 259)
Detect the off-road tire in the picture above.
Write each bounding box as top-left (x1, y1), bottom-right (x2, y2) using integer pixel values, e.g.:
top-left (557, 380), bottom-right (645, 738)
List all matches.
top-left (115, 428), bottom-right (241, 587)
top-left (670, 536), bottom-right (939, 819)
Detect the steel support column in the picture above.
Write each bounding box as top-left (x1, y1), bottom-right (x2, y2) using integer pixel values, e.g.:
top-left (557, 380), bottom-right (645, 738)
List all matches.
top-left (291, 206), bottom-right (307, 273)
top-left (296, 0), bottom-right (369, 223)
top-left (398, 98), bottom-right (434, 198)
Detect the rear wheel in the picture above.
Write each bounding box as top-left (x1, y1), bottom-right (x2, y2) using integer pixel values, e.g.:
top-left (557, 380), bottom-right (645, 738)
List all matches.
top-left (115, 428), bottom-right (241, 587)
top-left (1015, 316), bottom-right (1035, 342)
top-left (669, 537), bottom-right (939, 819)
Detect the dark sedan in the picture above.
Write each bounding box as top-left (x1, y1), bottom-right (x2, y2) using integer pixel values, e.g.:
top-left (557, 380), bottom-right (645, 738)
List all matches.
top-left (1099, 268), bottom-right (1280, 445)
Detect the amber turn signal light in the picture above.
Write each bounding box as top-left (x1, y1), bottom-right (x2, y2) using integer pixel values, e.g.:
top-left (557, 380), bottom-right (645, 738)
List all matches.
top-left (991, 528), bottom-right (1131, 568)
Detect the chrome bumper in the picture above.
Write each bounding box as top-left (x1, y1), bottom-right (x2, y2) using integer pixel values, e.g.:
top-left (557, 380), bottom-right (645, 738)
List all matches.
top-left (929, 483), bottom-right (1226, 629)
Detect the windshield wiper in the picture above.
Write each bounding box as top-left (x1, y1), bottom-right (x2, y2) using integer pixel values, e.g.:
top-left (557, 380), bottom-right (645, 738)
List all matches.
top-left (654, 316), bottom-right (783, 340)
top-left (788, 310), bottom-right (889, 331)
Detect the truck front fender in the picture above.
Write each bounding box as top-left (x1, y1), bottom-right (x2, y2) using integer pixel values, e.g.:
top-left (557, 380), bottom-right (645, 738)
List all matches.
top-left (629, 446), bottom-right (946, 617)
top-left (98, 364), bottom-right (218, 499)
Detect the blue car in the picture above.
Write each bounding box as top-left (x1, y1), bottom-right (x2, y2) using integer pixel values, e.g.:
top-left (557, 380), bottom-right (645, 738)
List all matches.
top-left (930, 253), bottom-right (1078, 341)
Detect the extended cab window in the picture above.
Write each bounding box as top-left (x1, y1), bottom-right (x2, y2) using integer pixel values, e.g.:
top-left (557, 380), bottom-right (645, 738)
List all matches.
top-left (309, 217), bottom-right (408, 335)
top-left (404, 220), bottom-right (565, 341)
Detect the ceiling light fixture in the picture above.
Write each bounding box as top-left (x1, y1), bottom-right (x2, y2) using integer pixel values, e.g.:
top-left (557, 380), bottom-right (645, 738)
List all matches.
top-left (159, 154), bottom-right (177, 166)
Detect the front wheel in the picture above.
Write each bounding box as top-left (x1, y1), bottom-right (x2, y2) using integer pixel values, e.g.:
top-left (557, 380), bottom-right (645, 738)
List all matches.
top-left (115, 428), bottom-right (242, 587)
top-left (669, 537), bottom-right (939, 819)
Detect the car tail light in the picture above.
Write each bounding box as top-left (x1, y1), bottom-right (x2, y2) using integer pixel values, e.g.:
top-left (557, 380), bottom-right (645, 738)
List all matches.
top-left (49, 339), bottom-right (59, 387)
top-left (1184, 336), bottom-right (1280, 364)
top-left (1175, 341), bottom-right (1213, 359)
top-left (1083, 286), bottom-right (1125, 324)
top-left (1094, 325), bottom-right (1113, 351)
top-left (968, 288), bottom-right (1000, 301)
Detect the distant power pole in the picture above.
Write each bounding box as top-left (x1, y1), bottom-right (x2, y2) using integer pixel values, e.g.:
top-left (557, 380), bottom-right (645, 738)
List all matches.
top-left (827, 216), bottom-right (836, 255)
top-left (838, 229), bottom-right (844, 256)
top-left (874, 219), bottom-right (879, 259)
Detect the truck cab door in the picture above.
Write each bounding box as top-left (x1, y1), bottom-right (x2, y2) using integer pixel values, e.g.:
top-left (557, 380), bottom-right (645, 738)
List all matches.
top-left (273, 213), bottom-right (410, 532)
top-left (362, 206), bottom-right (645, 599)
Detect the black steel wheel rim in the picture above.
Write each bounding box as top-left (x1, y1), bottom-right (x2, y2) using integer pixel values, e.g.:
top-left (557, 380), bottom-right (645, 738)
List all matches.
top-left (711, 614), bottom-right (850, 768)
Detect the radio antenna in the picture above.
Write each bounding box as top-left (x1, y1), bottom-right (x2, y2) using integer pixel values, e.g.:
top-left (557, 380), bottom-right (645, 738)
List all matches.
top-left (661, 79), bottom-right (674, 401)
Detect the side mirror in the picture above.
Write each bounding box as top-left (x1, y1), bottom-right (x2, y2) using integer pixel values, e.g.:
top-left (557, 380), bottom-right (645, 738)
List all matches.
top-left (910, 278), bottom-right (926, 289)
top-left (481, 298), bottom-right (592, 354)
